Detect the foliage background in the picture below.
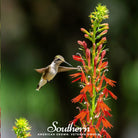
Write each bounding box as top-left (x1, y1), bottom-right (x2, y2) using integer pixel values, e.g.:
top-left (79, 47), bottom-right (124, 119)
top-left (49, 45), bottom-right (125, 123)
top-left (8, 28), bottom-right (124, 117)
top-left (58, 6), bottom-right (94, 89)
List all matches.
top-left (1, 0), bottom-right (138, 138)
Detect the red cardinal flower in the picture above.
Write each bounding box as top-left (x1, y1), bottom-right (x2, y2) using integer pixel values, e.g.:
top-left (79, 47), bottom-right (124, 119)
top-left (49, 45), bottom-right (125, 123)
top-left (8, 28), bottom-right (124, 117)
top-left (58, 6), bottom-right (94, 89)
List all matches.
top-left (104, 76), bottom-right (116, 87)
top-left (100, 128), bottom-right (111, 138)
top-left (72, 93), bottom-right (87, 103)
top-left (103, 88), bottom-right (117, 100)
top-left (86, 125), bottom-right (96, 138)
top-left (70, 5), bottom-right (116, 138)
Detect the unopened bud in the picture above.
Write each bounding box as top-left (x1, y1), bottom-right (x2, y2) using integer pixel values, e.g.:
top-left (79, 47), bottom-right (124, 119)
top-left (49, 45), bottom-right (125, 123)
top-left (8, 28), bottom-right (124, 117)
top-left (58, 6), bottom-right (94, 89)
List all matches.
top-left (84, 34), bottom-right (89, 38)
top-left (90, 32), bottom-right (93, 36)
top-left (91, 25), bottom-right (94, 28)
top-left (94, 57), bottom-right (98, 66)
top-left (81, 28), bottom-right (89, 34)
top-left (98, 44), bottom-right (102, 52)
top-left (91, 19), bottom-right (94, 23)
top-left (103, 15), bottom-right (109, 19)
top-left (77, 40), bottom-right (83, 46)
top-left (100, 30), bottom-right (108, 36)
top-left (101, 50), bottom-right (106, 59)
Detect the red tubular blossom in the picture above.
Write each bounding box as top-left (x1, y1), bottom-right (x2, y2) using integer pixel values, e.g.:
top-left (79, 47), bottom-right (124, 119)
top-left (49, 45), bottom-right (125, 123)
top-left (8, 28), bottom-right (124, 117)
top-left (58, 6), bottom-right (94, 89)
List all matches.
top-left (80, 83), bottom-right (93, 96)
top-left (70, 69), bottom-right (88, 84)
top-left (96, 115), bottom-right (102, 129)
top-left (72, 55), bottom-right (86, 68)
top-left (72, 55), bottom-right (83, 62)
top-left (102, 117), bottom-right (113, 128)
top-left (95, 74), bottom-right (104, 92)
top-left (103, 88), bottom-right (117, 100)
top-left (100, 30), bottom-right (108, 36)
top-left (75, 109), bottom-right (89, 123)
top-left (72, 93), bottom-right (87, 103)
top-left (86, 125), bottom-right (96, 138)
top-left (77, 40), bottom-right (87, 50)
top-left (100, 128), bottom-right (111, 138)
top-left (104, 76), bottom-right (116, 87)
top-left (95, 99), bottom-right (111, 114)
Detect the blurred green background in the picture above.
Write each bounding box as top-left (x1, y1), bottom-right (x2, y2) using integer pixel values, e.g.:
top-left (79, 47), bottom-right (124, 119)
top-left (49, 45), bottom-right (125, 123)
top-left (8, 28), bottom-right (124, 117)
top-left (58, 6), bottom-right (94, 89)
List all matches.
top-left (1, 0), bottom-right (138, 138)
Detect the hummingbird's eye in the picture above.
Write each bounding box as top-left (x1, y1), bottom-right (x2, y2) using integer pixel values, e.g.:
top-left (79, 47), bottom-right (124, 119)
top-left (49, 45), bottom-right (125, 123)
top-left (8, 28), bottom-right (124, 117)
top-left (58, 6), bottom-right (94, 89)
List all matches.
top-left (56, 58), bottom-right (60, 61)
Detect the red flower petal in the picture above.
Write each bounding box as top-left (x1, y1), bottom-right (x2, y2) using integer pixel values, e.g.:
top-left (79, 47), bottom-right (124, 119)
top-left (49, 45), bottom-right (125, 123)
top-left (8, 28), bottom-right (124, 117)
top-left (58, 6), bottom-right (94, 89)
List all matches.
top-left (102, 117), bottom-right (113, 128)
top-left (72, 94), bottom-right (87, 103)
top-left (100, 128), bottom-right (111, 138)
top-left (103, 88), bottom-right (117, 100)
top-left (72, 55), bottom-right (83, 62)
top-left (104, 76), bottom-right (116, 87)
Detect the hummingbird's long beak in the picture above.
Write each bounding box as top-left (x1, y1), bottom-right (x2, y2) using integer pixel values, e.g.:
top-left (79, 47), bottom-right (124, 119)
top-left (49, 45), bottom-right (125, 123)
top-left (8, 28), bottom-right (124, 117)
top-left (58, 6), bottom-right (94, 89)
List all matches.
top-left (64, 61), bottom-right (72, 67)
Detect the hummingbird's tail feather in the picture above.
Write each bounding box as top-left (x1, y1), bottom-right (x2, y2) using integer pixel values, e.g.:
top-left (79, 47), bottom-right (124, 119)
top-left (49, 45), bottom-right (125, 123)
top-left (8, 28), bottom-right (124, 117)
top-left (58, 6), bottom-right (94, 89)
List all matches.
top-left (36, 78), bottom-right (47, 91)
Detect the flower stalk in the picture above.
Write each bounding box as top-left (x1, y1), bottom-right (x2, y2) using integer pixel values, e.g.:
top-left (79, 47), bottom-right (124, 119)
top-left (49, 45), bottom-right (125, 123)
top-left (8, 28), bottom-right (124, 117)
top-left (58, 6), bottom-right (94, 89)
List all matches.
top-left (13, 118), bottom-right (31, 138)
top-left (70, 4), bottom-right (117, 138)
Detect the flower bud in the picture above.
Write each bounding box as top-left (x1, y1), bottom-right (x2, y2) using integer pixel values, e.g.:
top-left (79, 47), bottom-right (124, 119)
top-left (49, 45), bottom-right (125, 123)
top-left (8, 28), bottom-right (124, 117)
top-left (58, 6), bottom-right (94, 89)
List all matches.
top-left (101, 50), bottom-right (106, 59)
top-left (94, 57), bottom-right (98, 66)
top-left (98, 44), bottom-right (102, 52)
top-left (84, 34), bottom-right (89, 38)
top-left (81, 28), bottom-right (89, 34)
top-left (97, 37), bottom-right (106, 46)
top-left (100, 30), bottom-right (108, 36)
top-left (77, 40), bottom-right (83, 46)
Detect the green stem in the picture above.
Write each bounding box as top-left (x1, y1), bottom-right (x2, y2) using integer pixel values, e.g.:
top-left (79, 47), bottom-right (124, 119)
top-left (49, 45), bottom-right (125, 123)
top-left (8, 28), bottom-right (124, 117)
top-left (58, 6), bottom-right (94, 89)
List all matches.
top-left (91, 21), bottom-right (97, 124)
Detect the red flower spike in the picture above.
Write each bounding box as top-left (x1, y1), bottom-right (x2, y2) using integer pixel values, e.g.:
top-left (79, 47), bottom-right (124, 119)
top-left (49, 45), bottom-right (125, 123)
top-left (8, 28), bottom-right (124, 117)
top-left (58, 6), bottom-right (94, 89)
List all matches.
top-left (70, 6), bottom-right (116, 138)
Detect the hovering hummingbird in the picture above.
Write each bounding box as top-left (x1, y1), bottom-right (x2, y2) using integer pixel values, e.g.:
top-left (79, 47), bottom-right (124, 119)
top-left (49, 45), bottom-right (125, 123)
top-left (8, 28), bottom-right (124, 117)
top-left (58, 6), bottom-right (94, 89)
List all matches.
top-left (35, 55), bottom-right (79, 91)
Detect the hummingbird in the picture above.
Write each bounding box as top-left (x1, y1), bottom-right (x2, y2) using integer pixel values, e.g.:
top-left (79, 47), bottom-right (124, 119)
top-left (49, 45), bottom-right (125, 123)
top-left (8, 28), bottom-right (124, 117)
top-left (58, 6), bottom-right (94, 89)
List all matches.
top-left (35, 55), bottom-right (79, 91)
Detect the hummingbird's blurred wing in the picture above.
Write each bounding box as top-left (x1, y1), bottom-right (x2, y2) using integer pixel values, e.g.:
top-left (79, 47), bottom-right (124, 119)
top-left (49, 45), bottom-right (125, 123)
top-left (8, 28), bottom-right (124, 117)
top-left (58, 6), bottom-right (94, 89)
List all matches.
top-left (35, 66), bottom-right (49, 74)
top-left (58, 66), bottom-right (79, 73)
